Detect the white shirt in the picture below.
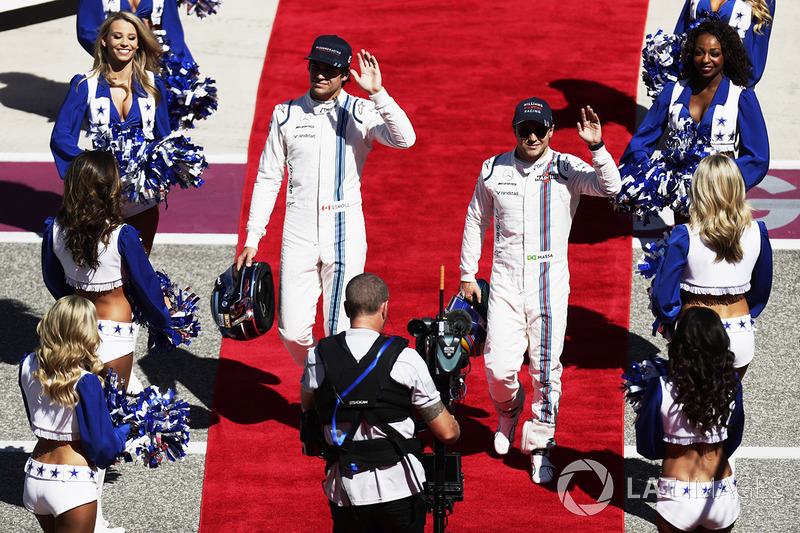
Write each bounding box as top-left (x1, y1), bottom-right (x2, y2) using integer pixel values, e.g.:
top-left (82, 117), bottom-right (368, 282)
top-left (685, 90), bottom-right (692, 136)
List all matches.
top-left (302, 328), bottom-right (440, 506)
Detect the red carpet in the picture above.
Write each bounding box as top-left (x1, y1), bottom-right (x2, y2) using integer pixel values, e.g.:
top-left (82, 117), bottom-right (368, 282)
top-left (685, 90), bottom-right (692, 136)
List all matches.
top-left (200, 0), bottom-right (645, 530)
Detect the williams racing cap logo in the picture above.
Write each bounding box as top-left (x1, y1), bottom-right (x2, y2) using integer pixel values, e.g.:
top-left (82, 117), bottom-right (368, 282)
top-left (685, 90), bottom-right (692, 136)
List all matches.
top-left (314, 45), bottom-right (342, 57)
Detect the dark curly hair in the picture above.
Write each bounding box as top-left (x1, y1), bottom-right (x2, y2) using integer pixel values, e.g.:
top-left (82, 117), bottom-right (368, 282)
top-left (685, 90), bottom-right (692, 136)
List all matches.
top-left (56, 151), bottom-right (124, 270)
top-left (667, 307), bottom-right (740, 434)
top-left (680, 19), bottom-right (752, 88)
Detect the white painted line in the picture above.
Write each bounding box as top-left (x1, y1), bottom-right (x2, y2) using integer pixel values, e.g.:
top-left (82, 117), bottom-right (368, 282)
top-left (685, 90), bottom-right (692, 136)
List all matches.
top-left (187, 441), bottom-right (207, 454)
top-left (0, 232), bottom-right (238, 245)
top-left (633, 237), bottom-right (800, 251)
top-left (625, 445), bottom-right (800, 459)
top-left (0, 153), bottom-right (53, 162)
top-left (152, 233), bottom-right (237, 246)
top-left (0, 153), bottom-right (248, 164)
top-left (0, 440), bottom-right (207, 454)
top-left (769, 160), bottom-right (800, 170)
top-left (0, 232), bottom-right (41, 243)
top-left (205, 154), bottom-right (248, 164)
top-left (0, 0), bottom-right (52, 13)
top-left (769, 239), bottom-right (800, 250)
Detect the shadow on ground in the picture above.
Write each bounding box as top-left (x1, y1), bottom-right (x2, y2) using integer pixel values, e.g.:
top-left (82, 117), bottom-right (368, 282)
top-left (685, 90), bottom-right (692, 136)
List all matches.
top-left (0, 73), bottom-right (69, 122)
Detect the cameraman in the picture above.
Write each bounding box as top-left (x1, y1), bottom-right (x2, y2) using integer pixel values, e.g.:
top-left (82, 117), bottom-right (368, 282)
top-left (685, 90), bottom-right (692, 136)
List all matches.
top-left (301, 273), bottom-right (460, 532)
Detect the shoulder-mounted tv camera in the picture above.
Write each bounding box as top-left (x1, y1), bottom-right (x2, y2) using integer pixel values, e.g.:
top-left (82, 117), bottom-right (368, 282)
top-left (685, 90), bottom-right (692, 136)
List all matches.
top-left (407, 267), bottom-right (489, 532)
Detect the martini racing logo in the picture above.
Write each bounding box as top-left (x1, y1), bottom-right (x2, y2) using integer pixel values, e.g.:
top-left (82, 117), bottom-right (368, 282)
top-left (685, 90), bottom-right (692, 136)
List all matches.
top-left (523, 101), bottom-right (544, 114)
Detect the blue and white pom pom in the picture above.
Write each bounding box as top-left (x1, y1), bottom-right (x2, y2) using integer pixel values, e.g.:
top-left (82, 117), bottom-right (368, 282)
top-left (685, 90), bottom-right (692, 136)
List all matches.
top-left (104, 372), bottom-right (191, 468)
top-left (145, 132), bottom-right (207, 192)
top-left (153, 270), bottom-right (201, 353)
top-left (621, 357), bottom-right (668, 412)
top-left (177, 0), bottom-right (222, 18)
top-left (124, 386), bottom-right (191, 467)
top-left (616, 119), bottom-right (713, 223)
top-left (92, 124), bottom-right (206, 202)
top-left (636, 232), bottom-right (672, 279)
top-left (160, 45), bottom-right (218, 130)
top-left (642, 29), bottom-right (684, 99)
top-left (131, 270), bottom-right (201, 355)
top-left (105, 369), bottom-right (129, 424)
top-left (92, 124), bottom-right (165, 205)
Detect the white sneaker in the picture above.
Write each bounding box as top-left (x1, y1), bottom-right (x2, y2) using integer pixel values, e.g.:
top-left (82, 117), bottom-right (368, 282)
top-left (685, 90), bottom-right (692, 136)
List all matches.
top-left (494, 416), bottom-right (520, 455)
top-left (530, 450), bottom-right (554, 484)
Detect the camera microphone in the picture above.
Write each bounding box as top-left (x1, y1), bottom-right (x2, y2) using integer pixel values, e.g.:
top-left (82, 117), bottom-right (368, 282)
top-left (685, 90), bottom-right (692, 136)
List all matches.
top-left (446, 309), bottom-right (472, 337)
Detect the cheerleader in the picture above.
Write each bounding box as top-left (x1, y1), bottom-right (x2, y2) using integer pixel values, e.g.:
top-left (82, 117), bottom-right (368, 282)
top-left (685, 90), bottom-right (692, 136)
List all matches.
top-left (675, 0), bottom-right (775, 87)
top-left (20, 295), bottom-right (129, 533)
top-left (651, 154), bottom-right (772, 379)
top-left (52, 11), bottom-right (168, 255)
top-left (41, 150), bottom-right (180, 392)
top-left (617, 20), bottom-right (769, 222)
top-left (635, 306), bottom-right (744, 532)
top-left (76, 0), bottom-right (218, 130)
top-left (53, 11), bottom-right (206, 254)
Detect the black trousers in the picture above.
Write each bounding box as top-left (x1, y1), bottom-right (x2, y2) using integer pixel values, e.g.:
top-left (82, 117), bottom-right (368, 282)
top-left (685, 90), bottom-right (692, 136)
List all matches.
top-left (329, 493), bottom-right (426, 533)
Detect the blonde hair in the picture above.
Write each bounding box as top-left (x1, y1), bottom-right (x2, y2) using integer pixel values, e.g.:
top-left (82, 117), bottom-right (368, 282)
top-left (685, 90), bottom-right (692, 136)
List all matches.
top-left (689, 154), bottom-right (752, 263)
top-left (748, 0), bottom-right (773, 34)
top-left (34, 296), bottom-right (104, 407)
top-left (86, 11), bottom-right (162, 105)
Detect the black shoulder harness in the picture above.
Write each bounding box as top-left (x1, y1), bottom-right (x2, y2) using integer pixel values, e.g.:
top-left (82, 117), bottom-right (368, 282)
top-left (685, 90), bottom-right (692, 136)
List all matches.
top-left (314, 333), bottom-right (423, 474)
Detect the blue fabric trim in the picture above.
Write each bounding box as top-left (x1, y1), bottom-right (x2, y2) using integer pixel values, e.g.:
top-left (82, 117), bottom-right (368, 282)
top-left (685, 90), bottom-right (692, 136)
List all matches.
top-left (18, 354), bottom-right (32, 427)
top-left (50, 70), bottom-right (169, 179)
top-left (746, 220), bottom-right (773, 318)
top-left (278, 99), bottom-right (294, 127)
top-left (118, 225), bottom-right (173, 330)
top-left (484, 154), bottom-right (503, 182)
top-left (76, 374), bottom-right (130, 470)
top-left (41, 218), bottom-right (73, 301)
top-left (651, 224), bottom-right (690, 326)
top-left (538, 178), bottom-right (554, 424)
top-left (635, 377), bottom-right (666, 460)
top-left (328, 96), bottom-right (352, 335)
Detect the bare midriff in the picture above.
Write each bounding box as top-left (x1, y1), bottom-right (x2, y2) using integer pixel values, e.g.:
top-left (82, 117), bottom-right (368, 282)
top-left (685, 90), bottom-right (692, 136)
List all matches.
top-left (662, 441), bottom-right (731, 482)
top-left (32, 438), bottom-right (90, 467)
top-left (75, 286), bottom-right (133, 324)
top-left (680, 290), bottom-right (750, 319)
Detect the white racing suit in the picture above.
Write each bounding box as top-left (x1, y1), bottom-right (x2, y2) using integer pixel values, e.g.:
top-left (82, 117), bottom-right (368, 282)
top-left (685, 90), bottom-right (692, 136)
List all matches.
top-left (245, 89), bottom-right (415, 365)
top-left (460, 146), bottom-right (621, 451)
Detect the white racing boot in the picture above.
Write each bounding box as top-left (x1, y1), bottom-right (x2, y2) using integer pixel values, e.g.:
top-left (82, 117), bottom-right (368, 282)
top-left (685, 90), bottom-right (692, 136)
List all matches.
top-left (530, 449), bottom-right (555, 484)
top-left (493, 388), bottom-right (525, 455)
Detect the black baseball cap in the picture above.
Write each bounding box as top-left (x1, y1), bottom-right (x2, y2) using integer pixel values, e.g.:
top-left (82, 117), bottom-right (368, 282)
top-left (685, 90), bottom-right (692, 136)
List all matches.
top-left (512, 97), bottom-right (553, 128)
top-left (305, 35), bottom-right (352, 68)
